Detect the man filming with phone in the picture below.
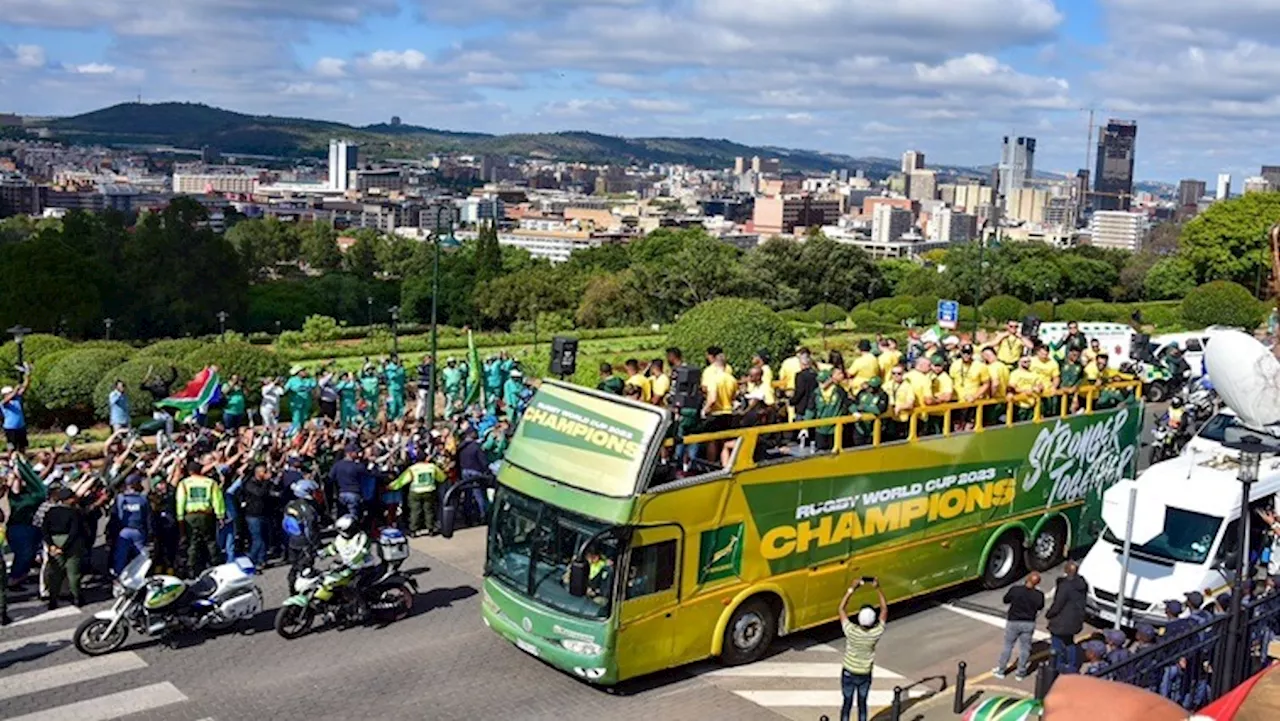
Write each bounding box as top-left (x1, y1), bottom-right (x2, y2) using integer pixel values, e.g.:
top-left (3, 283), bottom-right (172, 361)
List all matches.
top-left (838, 576), bottom-right (889, 721)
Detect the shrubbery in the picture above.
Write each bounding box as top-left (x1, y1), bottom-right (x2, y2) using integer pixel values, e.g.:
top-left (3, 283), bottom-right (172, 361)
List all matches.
top-left (1182, 281), bottom-right (1266, 330)
top-left (93, 357), bottom-right (199, 421)
top-left (0, 334), bottom-right (73, 383)
top-left (41, 348), bottom-right (136, 424)
top-left (980, 295), bottom-right (1027, 323)
top-left (180, 342), bottom-right (289, 404)
top-left (807, 303), bottom-right (848, 325)
top-left (135, 338), bottom-right (207, 361)
top-left (301, 315), bottom-right (341, 343)
top-left (667, 298), bottom-right (798, 371)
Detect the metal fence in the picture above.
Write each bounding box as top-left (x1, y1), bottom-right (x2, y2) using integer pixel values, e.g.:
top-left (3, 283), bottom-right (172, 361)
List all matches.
top-left (1036, 592), bottom-right (1280, 710)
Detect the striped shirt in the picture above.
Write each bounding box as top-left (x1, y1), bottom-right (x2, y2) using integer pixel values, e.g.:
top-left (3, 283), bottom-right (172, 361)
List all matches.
top-left (841, 619), bottom-right (885, 674)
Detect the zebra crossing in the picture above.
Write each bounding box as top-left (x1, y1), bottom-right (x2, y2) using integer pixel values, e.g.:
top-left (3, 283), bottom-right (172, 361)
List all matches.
top-left (694, 639), bottom-right (930, 721)
top-left (0, 603), bottom-right (198, 721)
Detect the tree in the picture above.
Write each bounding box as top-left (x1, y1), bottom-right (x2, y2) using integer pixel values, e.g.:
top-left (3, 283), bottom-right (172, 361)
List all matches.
top-left (629, 229), bottom-right (752, 320)
top-left (666, 298), bottom-right (798, 372)
top-left (1056, 255), bottom-right (1119, 300)
top-left (375, 234), bottom-right (416, 278)
top-left (1181, 280), bottom-right (1265, 329)
top-left (342, 232), bottom-right (381, 279)
top-left (876, 259), bottom-right (919, 295)
top-left (744, 235), bottom-right (883, 310)
top-left (299, 221), bottom-right (342, 271)
top-left (564, 244), bottom-right (632, 274)
top-left (225, 216), bottom-right (298, 277)
top-left (474, 221), bottom-right (503, 285)
top-left (575, 271), bottom-right (646, 328)
top-left (1179, 193), bottom-right (1280, 284)
top-left (1144, 257), bottom-right (1197, 301)
top-left (474, 263), bottom-right (580, 328)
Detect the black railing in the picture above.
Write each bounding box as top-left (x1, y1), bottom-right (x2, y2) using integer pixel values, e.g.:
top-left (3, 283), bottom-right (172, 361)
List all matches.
top-left (1037, 593), bottom-right (1280, 711)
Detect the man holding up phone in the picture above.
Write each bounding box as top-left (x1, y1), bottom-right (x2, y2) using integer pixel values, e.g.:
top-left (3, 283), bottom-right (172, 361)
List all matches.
top-left (838, 576), bottom-right (889, 721)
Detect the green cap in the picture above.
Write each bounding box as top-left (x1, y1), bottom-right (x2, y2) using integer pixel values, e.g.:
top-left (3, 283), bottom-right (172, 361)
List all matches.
top-left (817, 369), bottom-right (833, 382)
top-left (867, 376), bottom-right (882, 388)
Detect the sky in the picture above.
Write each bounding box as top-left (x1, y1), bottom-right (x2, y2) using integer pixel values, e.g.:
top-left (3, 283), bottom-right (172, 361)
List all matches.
top-left (2, 0), bottom-right (1279, 183)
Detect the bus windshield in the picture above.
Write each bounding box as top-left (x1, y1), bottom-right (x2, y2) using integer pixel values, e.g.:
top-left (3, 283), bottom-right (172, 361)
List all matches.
top-left (487, 486), bottom-right (621, 620)
top-left (504, 382), bottom-right (665, 497)
top-left (1103, 507), bottom-right (1221, 564)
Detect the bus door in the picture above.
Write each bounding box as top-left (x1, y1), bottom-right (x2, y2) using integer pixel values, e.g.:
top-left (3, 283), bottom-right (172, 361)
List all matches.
top-left (615, 525), bottom-right (682, 680)
top-left (797, 472), bottom-right (857, 629)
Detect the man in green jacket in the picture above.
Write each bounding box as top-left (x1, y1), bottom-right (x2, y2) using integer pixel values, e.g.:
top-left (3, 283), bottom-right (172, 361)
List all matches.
top-left (852, 376), bottom-right (890, 446)
top-left (597, 363), bottom-right (625, 395)
top-left (813, 369), bottom-right (849, 453)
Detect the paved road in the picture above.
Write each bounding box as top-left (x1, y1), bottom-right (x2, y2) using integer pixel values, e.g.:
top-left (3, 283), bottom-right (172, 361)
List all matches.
top-left (0, 404), bottom-right (1172, 721)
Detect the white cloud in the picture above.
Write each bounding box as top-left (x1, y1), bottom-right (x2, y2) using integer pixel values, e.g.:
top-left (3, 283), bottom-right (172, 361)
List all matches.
top-left (68, 62), bottom-right (117, 74)
top-left (314, 57), bottom-right (347, 77)
top-left (15, 44), bottom-right (45, 67)
top-left (361, 49), bottom-right (429, 71)
top-left (626, 98), bottom-right (690, 114)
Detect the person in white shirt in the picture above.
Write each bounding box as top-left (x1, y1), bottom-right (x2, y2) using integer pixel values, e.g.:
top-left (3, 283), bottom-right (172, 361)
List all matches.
top-left (259, 377), bottom-right (284, 428)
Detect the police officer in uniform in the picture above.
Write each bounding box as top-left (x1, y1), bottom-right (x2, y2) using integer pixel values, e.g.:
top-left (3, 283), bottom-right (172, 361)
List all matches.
top-left (176, 460), bottom-right (226, 576)
top-left (111, 475), bottom-right (151, 575)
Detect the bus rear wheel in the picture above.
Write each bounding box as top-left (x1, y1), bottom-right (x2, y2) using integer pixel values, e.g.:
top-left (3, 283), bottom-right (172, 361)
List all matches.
top-left (1026, 520), bottom-right (1067, 572)
top-left (982, 533), bottom-right (1024, 589)
top-left (720, 598), bottom-right (777, 666)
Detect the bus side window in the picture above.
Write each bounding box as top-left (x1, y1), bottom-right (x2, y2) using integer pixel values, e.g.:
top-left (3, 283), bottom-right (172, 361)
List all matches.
top-left (625, 540), bottom-right (677, 600)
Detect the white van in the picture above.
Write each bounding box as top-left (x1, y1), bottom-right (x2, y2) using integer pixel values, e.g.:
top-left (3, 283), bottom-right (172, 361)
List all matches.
top-left (1079, 451), bottom-right (1280, 627)
top-left (1150, 327), bottom-right (1238, 379)
top-left (1036, 322), bottom-right (1134, 368)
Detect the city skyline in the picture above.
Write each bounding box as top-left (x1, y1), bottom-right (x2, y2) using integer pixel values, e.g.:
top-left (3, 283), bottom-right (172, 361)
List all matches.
top-left (2, 1), bottom-right (1279, 182)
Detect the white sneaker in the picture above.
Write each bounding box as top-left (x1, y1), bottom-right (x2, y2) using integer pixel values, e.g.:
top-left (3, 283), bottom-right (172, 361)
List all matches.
top-left (1015, 673), bottom-right (1027, 682)
top-left (992, 668), bottom-right (1006, 679)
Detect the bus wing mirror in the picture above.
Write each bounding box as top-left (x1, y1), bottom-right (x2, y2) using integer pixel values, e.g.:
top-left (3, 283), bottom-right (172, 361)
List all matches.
top-left (568, 559), bottom-right (588, 598)
top-left (440, 501), bottom-right (457, 539)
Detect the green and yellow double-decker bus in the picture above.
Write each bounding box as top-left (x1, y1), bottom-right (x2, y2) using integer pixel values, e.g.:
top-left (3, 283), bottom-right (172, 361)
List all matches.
top-left (464, 379), bottom-right (1142, 684)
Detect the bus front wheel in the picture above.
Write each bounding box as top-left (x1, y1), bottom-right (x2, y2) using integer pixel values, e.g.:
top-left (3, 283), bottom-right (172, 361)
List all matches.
top-left (1026, 520), bottom-right (1067, 572)
top-left (720, 597), bottom-right (777, 666)
top-left (982, 533), bottom-right (1024, 589)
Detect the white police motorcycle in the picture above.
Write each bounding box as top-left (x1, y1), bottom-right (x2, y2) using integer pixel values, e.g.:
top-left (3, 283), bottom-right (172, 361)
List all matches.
top-left (73, 554), bottom-right (264, 656)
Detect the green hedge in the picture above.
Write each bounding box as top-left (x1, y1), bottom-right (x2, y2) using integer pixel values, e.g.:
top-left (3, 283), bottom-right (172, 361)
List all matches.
top-left (40, 347), bottom-right (136, 424)
top-left (980, 295), bottom-right (1027, 322)
top-left (667, 298), bottom-right (798, 372)
top-left (0, 334), bottom-right (74, 383)
top-left (93, 357), bottom-right (200, 421)
top-left (1182, 281), bottom-right (1265, 330)
top-left (135, 338), bottom-right (208, 361)
top-left (807, 303), bottom-right (848, 325)
top-left (180, 342), bottom-right (290, 404)
top-left (276, 326), bottom-right (661, 362)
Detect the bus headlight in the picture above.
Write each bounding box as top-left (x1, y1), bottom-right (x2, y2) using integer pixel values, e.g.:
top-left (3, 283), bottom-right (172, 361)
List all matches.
top-left (560, 639), bottom-right (602, 656)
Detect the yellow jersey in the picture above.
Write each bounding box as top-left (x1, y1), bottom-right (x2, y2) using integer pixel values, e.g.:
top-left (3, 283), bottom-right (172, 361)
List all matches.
top-left (627, 373), bottom-right (652, 403)
top-left (986, 361), bottom-right (1010, 399)
top-left (931, 371), bottom-right (955, 404)
top-left (703, 365), bottom-right (738, 415)
top-left (993, 335), bottom-right (1025, 366)
top-left (887, 380), bottom-right (914, 422)
top-left (745, 380), bottom-right (776, 406)
top-left (904, 369), bottom-right (934, 407)
top-left (878, 350), bottom-right (903, 381)
top-left (949, 360), bottom-right (989, 402)
top-left (1028, 358), bottom-right (1060, 389)
top-left (1008, 368), bottom-right (1042, 409)
top-left (1084, 364), bottom-right (1118, 383)
top-left (849, 353), bottom-right (880, 389)
top-left (650, 373), bottom-right (671, 402)
top-left (779, 356), bottom-right (802, 391)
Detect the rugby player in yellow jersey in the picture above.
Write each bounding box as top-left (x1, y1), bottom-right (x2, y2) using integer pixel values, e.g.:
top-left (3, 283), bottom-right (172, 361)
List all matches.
top-left (949, 344), bottom-right (989, 431)
top-left (751, 350), bottom-right (775, 390)
top-left (778, 347), bottom-right (809, 393)
top-left (928, 354), bottom-right (955, 434)
top-left (885, 364), bottom-right (914, 441)
top-left (989, 320), bottom-right (1031, 367)
top-left (981, 346), bottom-right (1011, 426)
top-left (877, 338), bottom-right (903, 383)
top-left (647, 357), bottom-right (670, 406)
top-left (903, 357), bottom-right (935, 437)
top-left (848, 339), bottom-right (881, 390)
top-left (1007, 354), bottom-right (1044, 421)
top-left (623, 358), bottom-right (652, 404)
top-left (1028, 344), bottom-right (1061, 415)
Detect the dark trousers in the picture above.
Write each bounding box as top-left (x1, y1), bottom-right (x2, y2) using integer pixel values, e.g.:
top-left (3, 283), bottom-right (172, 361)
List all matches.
top-left (48, 537), bottom-right (83, 605)
top-left (246, 515), bottom-right (268, 567)
top-left (841, 669), bottom-right (873, 721)
top-left (184, 513), bottom-right (217, 577)
top-left (0, 551), bottom-right (7, 616)
top-left (408, 491), bottom-right (438, 534)
top-left (1051, 633), bottom-right (1079, 673)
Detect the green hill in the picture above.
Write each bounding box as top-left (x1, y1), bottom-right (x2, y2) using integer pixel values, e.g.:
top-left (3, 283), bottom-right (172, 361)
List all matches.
top-left (45, 102), bottom-right (965, 177)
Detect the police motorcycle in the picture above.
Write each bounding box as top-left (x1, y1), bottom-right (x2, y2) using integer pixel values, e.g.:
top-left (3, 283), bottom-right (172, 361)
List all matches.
top-left (274, 519), bottom-right (417, 640)
top-left (1150, 397), bottom-right (1195, 464)
top-left (73, 554), bottom-right (264, 656)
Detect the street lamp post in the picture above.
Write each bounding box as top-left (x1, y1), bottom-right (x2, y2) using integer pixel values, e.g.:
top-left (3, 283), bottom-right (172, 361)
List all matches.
top-left (104, 318), bottom-right (114, 341)
top-left (275, 320), bottom-right (282, 336)
top-left (427, 206), bottom-right (457, 430)
top-left (389, 306), bottom-right (400, 355)
top-left (366, 296), bottom-right (373, 327)
top-left (1218, 438), bottom-right (1263, 695)
top-left (6, 325), bottom-right (32, 368)
top-left (217, 311), bottom-right (229, 342)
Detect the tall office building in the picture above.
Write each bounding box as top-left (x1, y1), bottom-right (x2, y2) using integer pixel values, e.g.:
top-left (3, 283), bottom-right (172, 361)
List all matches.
top-left (901, 150), bottom-right (925, 174)
top-left (1262, 166), bottom-right (1280, 189)
top-left (1216, 173), bottom-right (1232, 200)
top-left (998, 136), bottom-right (1036, 194)
top-left (872, 203), bottom-right (914, 244)
top-left (1244, 176), bottom-right (1273, 194)
top-left (328, 139), bottom-right (359, 191)
top-left (907, 169), bottom-right (937, 202)
top-left (733, 157), bottom-right (746, 175)
top-left (1177, 179), bottom-right (1205, 207)
top-left (1093, 120), bottom-right (1138, 211)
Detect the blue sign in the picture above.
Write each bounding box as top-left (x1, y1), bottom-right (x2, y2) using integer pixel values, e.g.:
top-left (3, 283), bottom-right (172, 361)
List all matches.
top-left (937, 299), bottom-right (959, 329)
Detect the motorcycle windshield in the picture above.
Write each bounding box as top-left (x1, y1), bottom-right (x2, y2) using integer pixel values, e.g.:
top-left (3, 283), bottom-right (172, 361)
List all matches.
top-left (120, 554), bottom-right (152, 590)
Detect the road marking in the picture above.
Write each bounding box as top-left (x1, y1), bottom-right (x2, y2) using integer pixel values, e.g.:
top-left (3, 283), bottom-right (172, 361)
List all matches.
top-left (732, 688), bottom-right (930, 708)
top-left (705, 662), bottom-right (904, 680)
top-left (0, 653), bottom-right (148, 702)
top-left (0, 629), bottom-right (73, 665)
top-left (938, 602), bottom-right (1050, 640)
top-left (10, 606), bottom-right (81, 628)
top-left (4, 682), bottom-right (188, 721)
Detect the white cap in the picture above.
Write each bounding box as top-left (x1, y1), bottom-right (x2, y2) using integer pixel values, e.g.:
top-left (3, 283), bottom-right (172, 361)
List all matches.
top-left (290, 365), bottom-right (304, 375)
top-left (0, 386), bottom-right (11, 395)
top-left (943, 335), bottom-right (960, 347)
top-left (510, 369), bottom-right (523, 377)
top-left (857, 607), bottom-right (877, 628)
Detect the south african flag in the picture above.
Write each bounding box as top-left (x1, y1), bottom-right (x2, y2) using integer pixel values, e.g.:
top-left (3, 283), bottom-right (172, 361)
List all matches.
top-left (157, 366), bottom-right (222, 420)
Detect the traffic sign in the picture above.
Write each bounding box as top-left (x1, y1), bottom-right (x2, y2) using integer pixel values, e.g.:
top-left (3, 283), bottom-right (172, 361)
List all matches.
top-left (937, 299), bottom-right (959, 330)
